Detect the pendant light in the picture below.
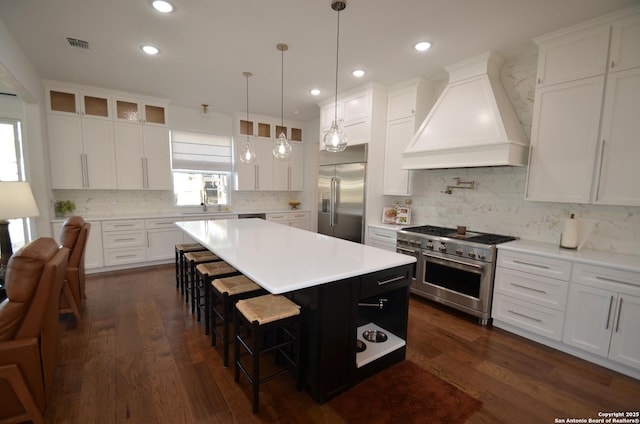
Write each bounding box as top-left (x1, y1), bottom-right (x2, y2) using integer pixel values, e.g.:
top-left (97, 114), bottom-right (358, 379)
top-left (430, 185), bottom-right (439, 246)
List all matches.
top-left (323, 0), bottom-right (348, 152)
top-left (239, 72), bottom-right (256, 164)
top-left (273, 43), bottom-right (293, 159)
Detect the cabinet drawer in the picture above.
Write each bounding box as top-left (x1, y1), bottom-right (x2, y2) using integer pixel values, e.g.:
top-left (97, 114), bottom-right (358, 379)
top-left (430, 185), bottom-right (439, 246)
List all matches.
top-left (103, 230), bottom-right (146, 249)
top-left (360, 266), bottom-right (411, 299)
top-left (494, 267), bottom-right (569, 311)
top-left (104, 247), bottom-right (147, 266)
top-left (145, 218), bottom-right (178, 229)
top-left (572, 263), bottom-right (640, 291)
top-left (289, 212), bottom-right (309, 221)
top-left (266, 213), bottom-right (289, 223)
top-left (102, 219), bottom-right (145, 232)
top-left (368, 227), bottom-right (397, 242)
top-left (493, 294), bottom-right (565, 341)
top-left (497, 250), bottom-right (571, 281)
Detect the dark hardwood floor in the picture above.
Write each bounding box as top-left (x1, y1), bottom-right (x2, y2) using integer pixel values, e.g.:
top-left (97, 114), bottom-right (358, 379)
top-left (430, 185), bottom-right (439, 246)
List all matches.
top-left (45, 264), bottom-right (640, 423)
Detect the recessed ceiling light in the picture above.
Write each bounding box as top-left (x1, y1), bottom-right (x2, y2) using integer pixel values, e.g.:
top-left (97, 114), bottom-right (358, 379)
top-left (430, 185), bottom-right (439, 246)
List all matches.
top-left (352, 69), bottom-right (366, 78)
top-left (414, 41), bottom-right (432, 52)
top-left (152, 0), bottom-right (174, 13)
top-left (310, 89), bottom-right (321, 96)
top-left (141, 45), bottom-right (160, 55)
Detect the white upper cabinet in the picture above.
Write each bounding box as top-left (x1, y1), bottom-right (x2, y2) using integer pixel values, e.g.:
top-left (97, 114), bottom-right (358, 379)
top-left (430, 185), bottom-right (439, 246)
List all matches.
top-left (609, 13), bottom-right (640, 72)
top-left (526, 7), bottom-right (640, 206)
top-left (113, 96), bottom-right (167, 126)
top-left (318, 83), bottom-right (387, 150)
top-left (47, 87), bottom-right (112, 120)
top-left (382, 79), bottom-right (435, 196)
top-left (534, 25), bottom-right (610, 87)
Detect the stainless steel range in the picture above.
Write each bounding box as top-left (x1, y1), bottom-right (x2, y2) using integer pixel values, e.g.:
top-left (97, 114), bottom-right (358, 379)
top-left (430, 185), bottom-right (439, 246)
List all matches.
top-left (396, 225), bottom-right (516, 325)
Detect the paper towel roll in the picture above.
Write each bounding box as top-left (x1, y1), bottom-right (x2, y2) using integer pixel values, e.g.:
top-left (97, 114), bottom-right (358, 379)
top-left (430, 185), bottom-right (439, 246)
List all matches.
top-left (560, 214), bottom-right (578, 249)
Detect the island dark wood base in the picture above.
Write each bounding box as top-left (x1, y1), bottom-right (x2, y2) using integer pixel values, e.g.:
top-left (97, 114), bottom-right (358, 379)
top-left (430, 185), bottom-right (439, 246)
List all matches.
top-left (290, 263), bottom-right (412, 403)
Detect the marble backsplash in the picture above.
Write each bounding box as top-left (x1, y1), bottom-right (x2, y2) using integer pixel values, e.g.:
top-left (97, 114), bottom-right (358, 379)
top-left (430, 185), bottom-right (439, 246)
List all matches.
top-left (53, 189), bottom-right (306, 217)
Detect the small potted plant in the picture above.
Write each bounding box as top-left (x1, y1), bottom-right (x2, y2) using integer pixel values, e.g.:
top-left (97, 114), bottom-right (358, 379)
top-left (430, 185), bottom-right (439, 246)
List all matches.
top-left (55, 200), bottom-right (76, 217)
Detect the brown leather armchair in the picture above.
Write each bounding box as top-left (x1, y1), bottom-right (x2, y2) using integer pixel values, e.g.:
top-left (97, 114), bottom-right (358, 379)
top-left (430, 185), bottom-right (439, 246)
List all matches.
top-left (58, 216), bottom-right (90, 319)
top-left (0, 237), bottom-right (69, 423)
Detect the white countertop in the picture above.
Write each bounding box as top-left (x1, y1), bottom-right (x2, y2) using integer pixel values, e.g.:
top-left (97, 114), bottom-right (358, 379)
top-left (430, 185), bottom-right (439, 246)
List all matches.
top-left (51, 209), bottom-right (308, 223)
top-left (498, 239), bottom-right (640, 273)
top-left (176, 219), bottom-right (416, 294)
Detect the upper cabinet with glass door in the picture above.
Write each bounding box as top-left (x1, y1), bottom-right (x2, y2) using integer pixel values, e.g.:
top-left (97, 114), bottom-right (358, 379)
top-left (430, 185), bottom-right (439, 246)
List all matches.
top-left (113, 96), bottom-right (168, 126)
top-left (47, 87), bottom-right (112, 120)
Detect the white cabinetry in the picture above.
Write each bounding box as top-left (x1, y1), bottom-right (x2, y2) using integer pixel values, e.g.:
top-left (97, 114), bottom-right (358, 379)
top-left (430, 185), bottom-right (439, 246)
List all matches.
top-left (146, 218), bottom-right (184, 261)
top-left (526, 7), bottom-right (640, 205)
top-left (233, 113), bottom-right (304, 192)
top-left (266, 211), bottom-right (310, 230)
top-left (319, 83), bottom-right (386, 150)
top-left (366, 226), bottom-right (398, 252)
top-left (563, 264), bottom-right (640, 370)
top-left (113, 96), bottom-right (167, 126)
top-left (114, 123), bottom-right (172, 190)
top-left (46, 86), bottom-right (117, 190)
top-left (383, 79), bottom-right (434, 195)
top-left (493, 250), bottom-right (570, 341)
top-left (51, 220), bottom-right (104, 270)
top-left (102, 220), bottom-right (147, 266)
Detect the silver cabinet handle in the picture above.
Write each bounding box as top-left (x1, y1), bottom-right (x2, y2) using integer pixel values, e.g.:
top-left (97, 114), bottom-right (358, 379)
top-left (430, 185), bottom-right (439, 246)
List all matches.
top-left (615, 298), bottom-right (623, 333)
top-left (80, 154), bottom-right (86, 187)
top-left (595, 140), bottom-right (606, 202)
top-left (605, 295), bottom-right (614, 330)
top-left (508, 309), bottom-right (543, 323)
top-left (513, 259), bottom-right (549, 269)
top-left (596, 275), bottom-right (630, 285)
top-left (511, 282), bottom-right (546, 294)
top-left (376, 275), bottom-right (405, 286)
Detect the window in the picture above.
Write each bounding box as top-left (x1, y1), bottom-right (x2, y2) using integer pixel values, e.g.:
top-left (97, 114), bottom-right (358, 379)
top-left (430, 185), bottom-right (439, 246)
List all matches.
top-left (171, 130), bottom-right (232, 206)
top-left (0, 119), bottom-right (31, 249)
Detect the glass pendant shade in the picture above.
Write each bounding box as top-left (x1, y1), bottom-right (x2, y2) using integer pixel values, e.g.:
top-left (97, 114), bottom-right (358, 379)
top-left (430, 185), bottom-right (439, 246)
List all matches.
top-left (273, 43), bottom-right (292, 159)
top-left (323, 118), bottom-right (348, 152)
top-left (239, 71), bottom-right (256, 164)
top-left (240, 142), bottom-right (256, 163)
top-left (273, 132), bottom-right (292, 159)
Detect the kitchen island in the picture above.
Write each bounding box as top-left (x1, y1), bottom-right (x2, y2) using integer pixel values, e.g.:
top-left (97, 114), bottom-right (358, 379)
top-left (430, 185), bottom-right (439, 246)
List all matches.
top-left (176, 219), bottom-right (416, 403)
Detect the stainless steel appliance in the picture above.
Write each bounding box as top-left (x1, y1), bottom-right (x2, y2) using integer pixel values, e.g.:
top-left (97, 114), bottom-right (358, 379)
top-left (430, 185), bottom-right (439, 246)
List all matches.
top-left (317, 144), bottom-right (367, 243)
top-left (396, 225), bottom-right (515, 325)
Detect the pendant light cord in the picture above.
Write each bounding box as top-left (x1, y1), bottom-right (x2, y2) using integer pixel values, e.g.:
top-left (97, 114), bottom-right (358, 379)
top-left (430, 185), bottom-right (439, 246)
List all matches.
top-left (281, 48), bottom-right (284, 126)
top-left (246, 73), bottom-right (250, 143)
top-left (333, 10), bottom-right (340, 121)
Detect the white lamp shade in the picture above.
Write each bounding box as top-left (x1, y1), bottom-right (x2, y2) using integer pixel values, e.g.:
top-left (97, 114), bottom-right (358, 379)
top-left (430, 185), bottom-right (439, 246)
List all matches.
top-left (0, 181), bottom-right (40, 220)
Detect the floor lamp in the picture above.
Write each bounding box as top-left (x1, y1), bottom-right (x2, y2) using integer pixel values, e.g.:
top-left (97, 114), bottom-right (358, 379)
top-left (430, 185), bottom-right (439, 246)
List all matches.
top-left (0, 181), bottom-right (40, 281)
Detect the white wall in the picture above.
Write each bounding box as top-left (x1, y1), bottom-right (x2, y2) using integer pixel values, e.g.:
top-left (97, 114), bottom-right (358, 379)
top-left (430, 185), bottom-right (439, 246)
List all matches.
top-left (385, 52), bottom-right (640, 255)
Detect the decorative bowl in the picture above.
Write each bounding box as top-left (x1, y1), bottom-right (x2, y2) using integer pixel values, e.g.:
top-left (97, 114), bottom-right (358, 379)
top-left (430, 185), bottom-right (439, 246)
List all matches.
top-left (289, 201), bottom-right (300, 210)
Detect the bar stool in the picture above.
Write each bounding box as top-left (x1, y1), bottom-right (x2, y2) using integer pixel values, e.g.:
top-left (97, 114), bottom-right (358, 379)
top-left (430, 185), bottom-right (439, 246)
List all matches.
top-left (184, 250), bottom-right (220, 306)
top-left (175, 243), bottom-right (207, 294)
top-left (210, 275), bottom-right (266, 367)
top-left (194, 261), bottom-right (242, 332)
top-left (234, 294), bottom-right (302, 413)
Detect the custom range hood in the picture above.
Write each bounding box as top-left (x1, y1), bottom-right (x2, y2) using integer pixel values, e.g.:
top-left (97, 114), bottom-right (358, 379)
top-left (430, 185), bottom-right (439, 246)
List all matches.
top-left (402, 51), bottom-right (528, 169)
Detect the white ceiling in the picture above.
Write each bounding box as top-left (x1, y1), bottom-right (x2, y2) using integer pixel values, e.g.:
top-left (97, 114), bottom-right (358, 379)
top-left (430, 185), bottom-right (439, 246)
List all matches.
top-left (0, 0), bottom-right (637, 122)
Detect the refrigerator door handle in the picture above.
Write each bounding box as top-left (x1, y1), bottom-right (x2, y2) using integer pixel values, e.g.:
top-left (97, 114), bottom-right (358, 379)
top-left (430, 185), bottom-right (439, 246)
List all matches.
top-left (330, 177), bottom-right (337, 227)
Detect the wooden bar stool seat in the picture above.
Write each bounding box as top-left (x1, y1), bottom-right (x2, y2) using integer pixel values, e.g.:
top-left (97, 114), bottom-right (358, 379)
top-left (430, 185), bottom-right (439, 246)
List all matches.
top-left (175, 243), bottom-right (207, 294)
top-left (184, 250), bottom-right (220, 306)
top-left (194, 261), bottom-right (241, 333)
top-left (234, 294), bottom-right (302, 413)
top-left (210, 275), bottom-right (266, 367)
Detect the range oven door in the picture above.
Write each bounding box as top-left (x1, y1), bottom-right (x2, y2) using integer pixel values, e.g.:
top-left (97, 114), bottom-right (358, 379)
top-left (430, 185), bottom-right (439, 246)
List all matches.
top-left (395, 243), bottom-right (421, 286)
top-left (419, 251), bottom-right (493, 323)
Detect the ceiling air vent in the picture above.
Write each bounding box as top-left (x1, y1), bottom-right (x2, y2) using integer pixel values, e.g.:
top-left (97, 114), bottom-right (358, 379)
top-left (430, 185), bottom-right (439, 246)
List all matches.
top-left (66, 37), bottom-right (90, 51)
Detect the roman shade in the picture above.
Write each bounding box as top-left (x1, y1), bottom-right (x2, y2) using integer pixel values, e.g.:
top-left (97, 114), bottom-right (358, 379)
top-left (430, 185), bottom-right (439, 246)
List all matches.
top-left (171, 130), bottom-right (232, 172)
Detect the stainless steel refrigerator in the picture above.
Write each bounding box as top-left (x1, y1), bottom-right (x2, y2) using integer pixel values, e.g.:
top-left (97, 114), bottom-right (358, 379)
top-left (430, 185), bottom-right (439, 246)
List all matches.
top-left (317, 144), bottom-right (367, 243)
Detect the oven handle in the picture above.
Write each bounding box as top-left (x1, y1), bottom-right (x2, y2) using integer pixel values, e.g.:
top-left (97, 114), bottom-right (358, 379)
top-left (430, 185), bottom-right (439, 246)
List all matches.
top-left (423, 252), bottom-right (485, 273)
top-left (396, 247), bottom-right (419, 255)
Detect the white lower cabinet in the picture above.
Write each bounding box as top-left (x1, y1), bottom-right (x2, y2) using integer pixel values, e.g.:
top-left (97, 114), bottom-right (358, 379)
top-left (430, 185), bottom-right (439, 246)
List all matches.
top-left (366, 226), bottom-right (398, 252)
top-left (102, 220), bottom-right (147, 266)
top-left (146, 218), bottom-right (185, 261)
top-left (563, 263), bottom-right (640, 370)
top-left (493, 251), bottom-right (570, 341)
top-left (494, 243), bottom-right (640, 379)
top-left (266, 211), bottom-right (310, 230)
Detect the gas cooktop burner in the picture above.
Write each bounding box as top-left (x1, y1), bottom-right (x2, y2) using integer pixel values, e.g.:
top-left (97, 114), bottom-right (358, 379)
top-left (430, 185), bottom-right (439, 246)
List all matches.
top-left (400, 225), bottom-right (515, 245)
